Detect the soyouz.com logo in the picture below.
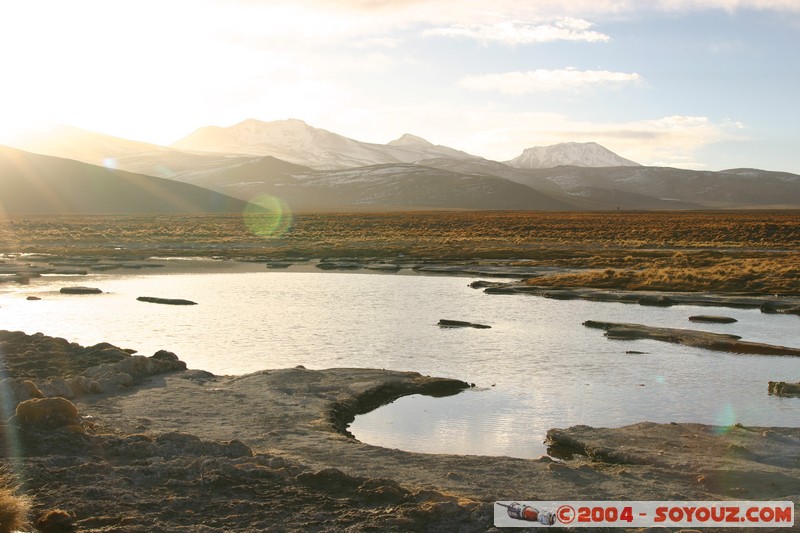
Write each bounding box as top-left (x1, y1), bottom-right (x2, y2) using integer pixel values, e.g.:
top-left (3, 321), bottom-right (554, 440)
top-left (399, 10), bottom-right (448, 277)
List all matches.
top-left (494, 501), bottom-right (795, 528)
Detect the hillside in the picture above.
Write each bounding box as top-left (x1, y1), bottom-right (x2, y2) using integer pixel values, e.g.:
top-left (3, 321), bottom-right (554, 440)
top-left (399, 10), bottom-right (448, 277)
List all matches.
top-left (10, 125), bottom-right (258, 181)
top-left (0, 146), bottom-right (256, 215)
top-left (505, 166), bottom-right (800, 209)
top-left (194, 159), bottom-right (575, 211)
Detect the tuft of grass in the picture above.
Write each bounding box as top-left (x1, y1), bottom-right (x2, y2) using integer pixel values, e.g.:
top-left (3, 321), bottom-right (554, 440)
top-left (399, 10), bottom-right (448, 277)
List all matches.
top-left (0, 473), bottom-right (29, 533)
top-left (34, 509), bottom-right (77, 533)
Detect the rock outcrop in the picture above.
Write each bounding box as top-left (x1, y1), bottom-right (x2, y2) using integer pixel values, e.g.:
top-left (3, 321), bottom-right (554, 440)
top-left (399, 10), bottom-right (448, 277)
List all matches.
top-left (59, 286), bottom-right (102, 294)
top-left (0, 331), bottom-right (187, 402)
top-left (437, 319), bottom-right (491, 329)
top-left (768, 381), bottom-right (800, 397)
top-left (583, 320), bottom-right (800, 356)
top-left (137, 296), bottom-right (197, 306)
top-left (689, 315), bottom-right (738, 323)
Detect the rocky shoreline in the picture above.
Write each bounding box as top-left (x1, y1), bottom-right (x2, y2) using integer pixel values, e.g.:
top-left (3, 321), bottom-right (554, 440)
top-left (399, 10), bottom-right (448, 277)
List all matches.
top-left (582, 320), bottom-right (800, 356)
top-left (471, 280), bottom-right (800, 314)
top-left (0, 330), bottom-right (797, 531)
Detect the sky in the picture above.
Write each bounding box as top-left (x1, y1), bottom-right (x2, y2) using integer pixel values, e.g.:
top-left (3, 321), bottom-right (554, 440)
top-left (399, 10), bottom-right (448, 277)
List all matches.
top-left (1, 0), bottom-right (799, 172)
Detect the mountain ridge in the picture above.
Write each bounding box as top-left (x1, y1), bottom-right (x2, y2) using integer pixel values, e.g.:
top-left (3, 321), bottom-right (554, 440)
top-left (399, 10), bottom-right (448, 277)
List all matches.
top-left (4, 120), bottom-right (800, 211)
top-left (0, 145), bottom-right (257, 215)
top-left (171, 118), bottom-right (480, 170)
top-left (508, 142), bottom-right (641, 169)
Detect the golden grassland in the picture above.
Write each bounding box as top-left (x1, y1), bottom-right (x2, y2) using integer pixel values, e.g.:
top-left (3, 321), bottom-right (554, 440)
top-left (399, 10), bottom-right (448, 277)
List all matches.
top-left (1, 211), bottom-right (799, 294)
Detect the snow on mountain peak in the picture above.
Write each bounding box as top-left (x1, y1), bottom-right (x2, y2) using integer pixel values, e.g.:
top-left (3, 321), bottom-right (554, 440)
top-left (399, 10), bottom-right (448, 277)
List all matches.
top-left (507, 142), bottom-right (641, 169)
top-left (387, 134), bottom-right (434, 147)
top-left (172, 119), bottom-right (480, 170)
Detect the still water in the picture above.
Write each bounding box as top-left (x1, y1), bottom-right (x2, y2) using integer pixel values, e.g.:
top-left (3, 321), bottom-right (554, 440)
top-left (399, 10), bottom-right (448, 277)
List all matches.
top-left (2, 269), bottom-right (799, 458)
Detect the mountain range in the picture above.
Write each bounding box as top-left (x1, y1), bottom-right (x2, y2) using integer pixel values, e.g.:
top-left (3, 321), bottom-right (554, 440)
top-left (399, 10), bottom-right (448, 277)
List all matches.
top-left (171, 119), bottom-right (479, 170)
top-left (4, 118), bottom-right (800, 214)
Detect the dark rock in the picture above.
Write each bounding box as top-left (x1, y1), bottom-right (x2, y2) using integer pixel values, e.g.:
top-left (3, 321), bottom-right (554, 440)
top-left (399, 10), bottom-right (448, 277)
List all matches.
top-left (137, 296), bottom-right (197, 305)
top-left (768, 381), bottom-right (800, 397)
top-left (26, 296), bottom-right (41, 300)
top-left (638, 295), bottom-right (675, 307)
top-left (265, 262), bottom-right (292, 269)
top-left (469, 280), bottom-right (500, 289)
top-left (152, 350), bottom-right (180, 362)
top-left (438, 319), bottom-right (491, 329)
top-left (542, 291), bottom-right (580, 300)
top-left (121, 263), bottom-right (165, 269)
top-left (364, 263), bottom-right (401, 271)
top-left (59, 286), bottom-right (102, 294)
top-left (689, 315), bottom-right (738, 324)
top-left (483, 287), bottom-right (518, 295)
top-left (90, 264), bottom-right (121, 271)
top-left (584, 320), bottom-right (800, 356)
top-left (759, 301), bottom-right (800, 314)
top-left (316, 262), bottom-right (362, 270)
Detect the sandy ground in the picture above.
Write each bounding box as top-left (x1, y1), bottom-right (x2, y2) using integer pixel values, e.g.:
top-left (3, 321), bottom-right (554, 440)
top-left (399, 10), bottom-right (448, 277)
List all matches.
top-left (77, 367), bottom-right (800, 504)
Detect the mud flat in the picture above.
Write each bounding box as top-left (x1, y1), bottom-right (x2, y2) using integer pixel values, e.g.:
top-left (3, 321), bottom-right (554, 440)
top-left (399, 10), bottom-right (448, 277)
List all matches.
top-left (2, 331), bottom-right (799, 531)
top-left (472, 281), bottom-right (800, 313)
top-left (583, 320), bottom-right (800, 356)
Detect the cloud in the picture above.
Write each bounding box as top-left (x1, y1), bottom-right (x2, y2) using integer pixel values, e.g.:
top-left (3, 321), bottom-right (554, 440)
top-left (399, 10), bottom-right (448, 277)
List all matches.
top-left (459, 68), bottom-right (642, 93)
top-left (424, 18), bottom-right (609, 45)
top-left (256, 0), bottom-right (800, 28)
top-left (653, 0), bottom-right (800, 12)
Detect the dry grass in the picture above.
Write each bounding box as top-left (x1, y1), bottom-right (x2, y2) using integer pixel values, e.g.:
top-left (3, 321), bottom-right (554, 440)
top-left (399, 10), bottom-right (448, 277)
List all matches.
top-left (1, 211), bottom-right (799, 294)
top-left (527, 253), bottom-right (800, 295)
top-left (1, 211), bottom-right (799, 258)
top-left (0, 472), bottom-right (29, 533)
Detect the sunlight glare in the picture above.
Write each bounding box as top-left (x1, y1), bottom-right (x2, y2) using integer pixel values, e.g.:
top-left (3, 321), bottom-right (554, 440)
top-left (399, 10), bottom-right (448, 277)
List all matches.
top-left (243, 194), bottom-right (293, 239)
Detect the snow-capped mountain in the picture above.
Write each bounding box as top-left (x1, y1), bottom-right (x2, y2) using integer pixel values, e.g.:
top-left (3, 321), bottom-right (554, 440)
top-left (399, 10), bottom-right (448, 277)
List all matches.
top-left (7, 119), bottom-right (800, 211)
top-left (508, 142), bottom-right (641, 169)
top-left (171, 119), bottom-right (479, 170)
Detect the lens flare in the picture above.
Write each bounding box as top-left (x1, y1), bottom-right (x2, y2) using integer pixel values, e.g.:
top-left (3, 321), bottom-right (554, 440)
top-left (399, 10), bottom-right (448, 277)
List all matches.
top-left (243, 195), bottom-right (292, 238)
top-left (102, 157), bottom-right (118, 170)
top-left (713, 404), bottom-right (737, 434)
top-left (153, 164), bottom-right (176, 178)
top-left (0, 368), bottom-right (25, 488)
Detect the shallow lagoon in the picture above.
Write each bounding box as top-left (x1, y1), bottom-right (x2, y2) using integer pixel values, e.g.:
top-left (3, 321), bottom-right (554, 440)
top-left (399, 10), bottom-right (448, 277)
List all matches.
top-left (2, 269), bottom-right (799, 458)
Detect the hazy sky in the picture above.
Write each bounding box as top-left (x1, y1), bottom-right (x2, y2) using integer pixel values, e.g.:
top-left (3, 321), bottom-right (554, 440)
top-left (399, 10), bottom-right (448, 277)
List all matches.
top-left (2, 0), bottom-right (799, 172)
